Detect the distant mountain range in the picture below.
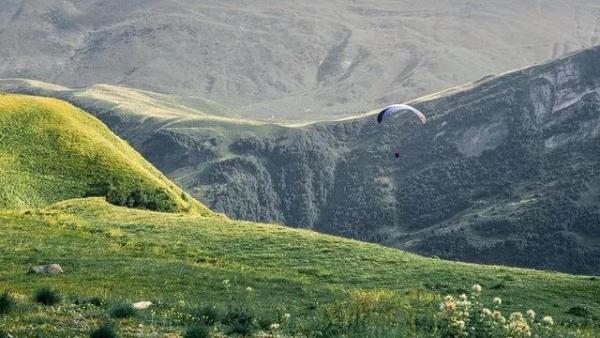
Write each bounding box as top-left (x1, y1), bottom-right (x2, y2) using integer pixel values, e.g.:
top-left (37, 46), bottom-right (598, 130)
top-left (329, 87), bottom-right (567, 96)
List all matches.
top-left (5, 46), bottom-right (600, 275)
top-left (2, 0), bottom-right (600, 120)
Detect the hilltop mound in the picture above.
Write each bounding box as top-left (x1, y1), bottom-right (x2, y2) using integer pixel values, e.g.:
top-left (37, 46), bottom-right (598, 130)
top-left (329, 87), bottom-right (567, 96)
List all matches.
top-left (0, 94), bottom-right (209, 214)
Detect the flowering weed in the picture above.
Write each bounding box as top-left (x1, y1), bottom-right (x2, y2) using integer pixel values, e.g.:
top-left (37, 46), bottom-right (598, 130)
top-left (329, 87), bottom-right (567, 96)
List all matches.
top-left (438, 284), bottom-right (558, 338)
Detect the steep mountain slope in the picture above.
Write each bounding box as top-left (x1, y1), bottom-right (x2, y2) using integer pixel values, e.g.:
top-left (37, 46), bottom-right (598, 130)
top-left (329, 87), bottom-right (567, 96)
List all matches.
top-left (2, 0), bottom-right (600, 120)
top-left (6, 47), bottom-right (600, 275)
top-left (0, 94), bottom-right (209, 214)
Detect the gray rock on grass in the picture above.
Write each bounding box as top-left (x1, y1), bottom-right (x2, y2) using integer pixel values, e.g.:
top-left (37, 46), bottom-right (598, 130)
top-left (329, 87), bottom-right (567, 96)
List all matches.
top-left (29, 264), bottom-right (64, 274)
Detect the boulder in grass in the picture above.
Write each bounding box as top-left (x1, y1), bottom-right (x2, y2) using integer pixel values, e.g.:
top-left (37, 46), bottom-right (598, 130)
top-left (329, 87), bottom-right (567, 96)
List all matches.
top-left (29, 264), bottom-right (64, 274)
top-left (132, 301), bottom-right (152, 310)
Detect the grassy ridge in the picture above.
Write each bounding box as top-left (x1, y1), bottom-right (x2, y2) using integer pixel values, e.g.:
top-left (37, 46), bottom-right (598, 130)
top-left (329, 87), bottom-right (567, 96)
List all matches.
top-left (0, 94), bottom-right (209, 214)
top-left (0, 198), bottom-right (598, 336)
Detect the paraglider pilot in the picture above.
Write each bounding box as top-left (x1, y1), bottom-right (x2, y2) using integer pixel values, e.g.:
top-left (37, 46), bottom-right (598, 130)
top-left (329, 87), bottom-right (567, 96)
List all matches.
top-left (376, 104), bottom-right (427, 159)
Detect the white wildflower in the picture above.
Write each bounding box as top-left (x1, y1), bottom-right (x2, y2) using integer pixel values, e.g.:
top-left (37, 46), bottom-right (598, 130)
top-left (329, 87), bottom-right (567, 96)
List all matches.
top-left (542, 316), bottom-right (554, 326)
top-left (526, 309), bottom-right (535, 321)
top-left (510, 312), bottom-right (524, 321)
top-left (454, 320), bottom-right (466, 331)
top-left (492, 310), bottom-right (506, 323)
top-left (270, 323), bottom-right (281, 330)
top-left (507, 312), bottom-right (531, 337)
top-left (471, 284), bottom-right (482, 294)
top-left (440, 295), bottom-right (457, 312)
top-left (493, 297), bottom-right (502, 305)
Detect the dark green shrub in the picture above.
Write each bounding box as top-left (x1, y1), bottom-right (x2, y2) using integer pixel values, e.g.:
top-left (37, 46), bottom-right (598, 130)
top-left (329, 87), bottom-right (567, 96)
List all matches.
top-left (184, 325), bottom-right (210, 338)
top-left (74, 296), bottom-right (104, 307)
top-left (109, 303), bottom-right (136, 319)
top-left (106, 186), bottom-right (128, 206)
top-left (34, 287), bottom-right (61, 306)
top-left (145, 188), bottom-right (177, 212)
top-left (88, 296), bottom-right (104, 306)
top-left (256, 317), bottom-right (273, 331)
top-left (191, 305), bottom-right (221, 325)
top-left (106, 187), bottom-right (177, 212)
top-left (415, 313), bottom-right (436, 333)
top-left (311, 321), bottom-right (343, 338)
top-left (222, 307), bottom-right (254, 336)
top-left (126, 189), bottom-right (147, 208)
top-left (567, 305), bottom-right (591, 318)
top-left (489, 280), bottom-right (506, 290)
top-left (90, 324), bottom-right (118, 338)
top-left (0, 292), bottom-right (14, 315)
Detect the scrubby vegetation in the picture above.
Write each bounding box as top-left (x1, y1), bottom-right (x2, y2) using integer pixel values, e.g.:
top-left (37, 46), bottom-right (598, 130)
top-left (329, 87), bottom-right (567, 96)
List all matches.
top-left (34, 287), bottom-right (61, 306)
top-left (90, 324), bottom-right (118, 338)
top-left (0, 293), bottom-right (14, 316)
top-left (189, 305), bottom-right (221, 326)
top-left (108, 303), bottom-right (136, 319)
top-left (183, 325), bottom-right (210, 338)
top-left (0, 277), bottom-right (597, 337)
top-left (222, 307), bottom-right (254, 336)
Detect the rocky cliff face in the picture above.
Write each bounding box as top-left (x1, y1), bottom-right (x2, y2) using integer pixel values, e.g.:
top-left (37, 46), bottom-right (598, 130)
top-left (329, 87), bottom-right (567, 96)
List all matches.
top-left (4, 47), bottom-right (600, 275)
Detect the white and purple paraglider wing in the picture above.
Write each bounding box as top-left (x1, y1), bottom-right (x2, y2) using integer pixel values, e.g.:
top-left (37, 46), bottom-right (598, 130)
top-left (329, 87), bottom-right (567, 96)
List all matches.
top-left (377, 104), bottom-right (426, 124)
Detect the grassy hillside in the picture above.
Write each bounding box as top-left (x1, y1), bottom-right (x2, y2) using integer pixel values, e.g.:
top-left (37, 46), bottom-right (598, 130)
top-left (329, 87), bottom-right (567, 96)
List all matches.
top-left (0, 94), bottom-right (209, 214)
top-left (0, 93), bottom-right (597, 337)
top-left (0, 198), bottom-right (598, 337)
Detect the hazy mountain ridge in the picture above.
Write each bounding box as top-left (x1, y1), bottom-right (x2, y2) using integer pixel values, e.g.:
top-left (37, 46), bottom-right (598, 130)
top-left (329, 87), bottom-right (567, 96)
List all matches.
top-left (4, 46), bottom-right (600, 274)
top-left (2, 0), bottom-right (600, 120)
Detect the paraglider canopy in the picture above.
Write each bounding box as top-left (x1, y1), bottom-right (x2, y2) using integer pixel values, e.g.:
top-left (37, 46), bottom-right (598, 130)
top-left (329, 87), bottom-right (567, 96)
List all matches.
top-left (377, 104), bottom-right (427, 159)
top-left (376, 104), bottom-right (426, 124)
